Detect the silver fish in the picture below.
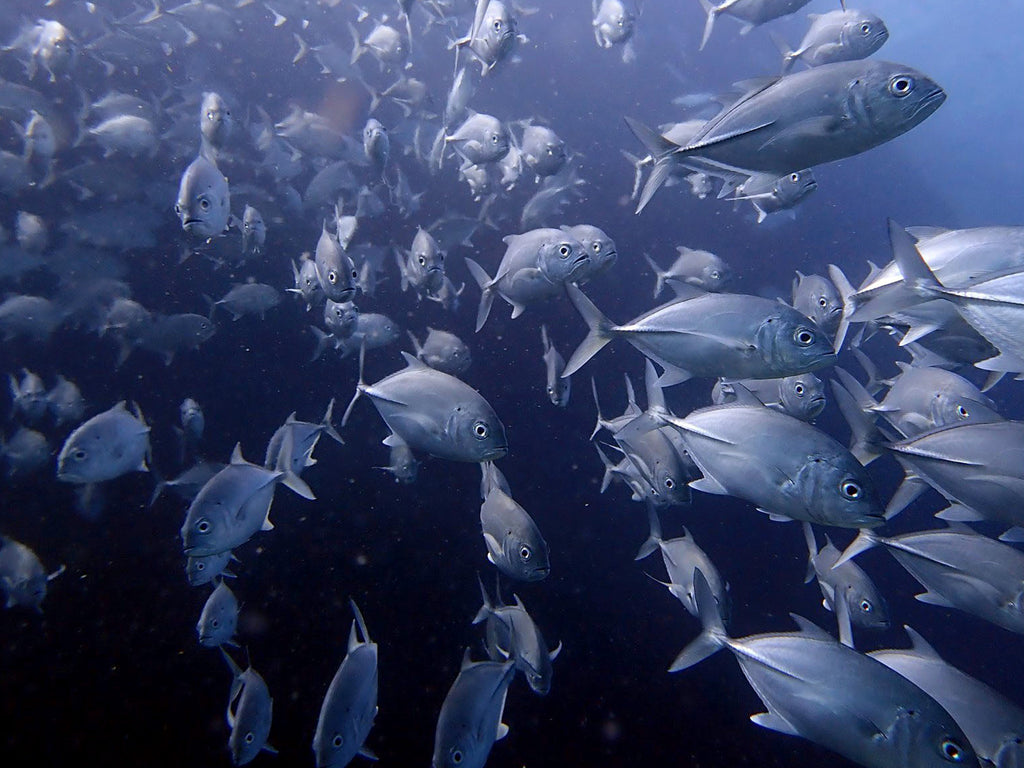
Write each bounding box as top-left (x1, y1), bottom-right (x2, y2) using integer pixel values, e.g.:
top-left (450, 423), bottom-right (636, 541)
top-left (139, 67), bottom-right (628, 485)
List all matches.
top-left (712, 374), bottom-right (826, 421)
top-left (1, 426), bottom-right (50, 476)
top-left (239, 205), bottom-right (266, 256)
top-left (46, 375), bottom-right (85, 427)
top-left (222, 649), bottom-right (276, 766)
top-left (443, 112), bottom-right (510, 169)
top-left (0, 536), bottom-right (63, 612)
top-left (315, 222), bottom-right (358, 303)
top-left (197, 579), bottom-right (239, 648)
top-left (645, 246), bottom-right (731, 297)
top-left (593, 0), bottom-right (640, 62)
top-left (409, 328), bottom-right (471, 376)
top-left (540, 325), bottom-right (570, 407)
top-left (777, 10), bottom-right (889, 73)
top-left (375, 441), bottom-right (419, 485)
top-left (185, 548), bottom-right (236, 587)
top-left (698, 0), bottom-right (813, 50)
top-left (520, 124), bottom-right (567, 179)
top-left (791, 271), bottom-right (842, 337)
top-left (453, 0), bottom-right (521, 76)
top-left (480, 472), bottom-right (550, 581)
top-left (263, 400), bottom-right (344, 475)
top-left (396, 227), bottom-right (446, 299)
top-left (312, 600), bottom-right (378, 768)
top-left (175, 154), bottom-right (230, 239)
top-left (9, 368), bottom-right (48, 424)
top-left (563, 224), bottom-right (618, 283)
top-left (432, 653), bottom-right (515, 768)
top-left (56, 401), bottom-right (150, 484)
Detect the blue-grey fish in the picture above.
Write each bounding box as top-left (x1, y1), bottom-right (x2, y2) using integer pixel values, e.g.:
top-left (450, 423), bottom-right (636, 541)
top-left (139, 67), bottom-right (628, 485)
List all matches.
top-left (186, 549), bottom-right (237, 587)
top-left (453, 0), bottom-right (522, 76)
top-left (712, 373), bottom-right (826, 421)
top-left (443, 112), bottom-right (511, 169)
top-left (179, 397), bottom-right (204, 445)
top-left (362, 118), bottom-right (389, 180)
top-left (180, 442), bottom-right (314, 557)
top-left (350, 21), bottom-right (408, 72)
top-left (875, 364), bottom-right (1002, 437)
top-left (342, 350), bottom-right (507, 463)
top-left (562, 283), bottom-right (835, 386)
top-left (479, 470), bottom-right (550, 581)
top-left (540, 325), bottom-right (570, 407)
top-left (331, 313), bottom-right (402, 360)
top-left (409, 328), bottom-right (471, 376)
top-left (197, 579), bottom-right (239, 648)
top-left (802, 522), bottom-right (888, 640)
top-left (375, 441), bottom-right (419, 485)
top-left (312, 600), bottom-right (378, 768)
top-left (323, 301), bottom-right (359, 341)
top-left (174, 154), bottom-right (231, 239)
top-left (474, 576), bottom-right (561, 695)
top-left (0, 536), bottom-right (63, 612)
top-left (264, 400), bottom-right (344, 475)
top-left (46, 375), bottom-right (85, 427)
top-left (222, 649), bottom-right (276, 766)
top-left (4, 19), bottom-right (76, 81)
top-left (9, 368), bottom-right (48, 424)
top-left (0, 295), bottom-right (63, 342)
top-left (288, 254), bottom-right (323, 311)
top-left (698, 0), bottom-right (813, 50)
top-left (836, 525), bottom-right (1024, 634)
top-left (645, 246), bottom-right (731, 297)
top-left (210, 282), bottom-right (281, 321)
top-left (563, 224), bottom-right (618, 283)
top-left (56, 401), bottom-right (150, 484)
top-left (466, 228), bottom-right (590, 332)
top-left (731, 169), bottom-right (817, 223)
top-left (239, 205), bottom-right (266, 257)
top-left (86, 114), bottom-right (157, 158)
top-left (776, 10), bottom-right (889, 73)
top-left (791, 271), bottom-right (842, 337)
top-left (1, 426), bottom-right (50, 476)
top-left (131, 312), bottom-right (216, 366)
top-left (200, 91), bottom-right (233, 153)
top-left (593, 0), bottom-right (640, 62)
top-left (315, 222), bottom-right (358, 303)
top-left (432, 652), bottom-right (515, 768)
top-left (870, 626), bottom-right (1024, 768)
top-left (654, 393), bottom-right (883, 528)
top-left (520, 124), bottom-right (567, 179)
top-left (151, 461), bottom-right (227, 509)
top-left (396, 227), bottom-right (446, 299)
top-left (673, 569), bottom-right (978, 768)
top-left (628, 60), bottom-right (945, 212)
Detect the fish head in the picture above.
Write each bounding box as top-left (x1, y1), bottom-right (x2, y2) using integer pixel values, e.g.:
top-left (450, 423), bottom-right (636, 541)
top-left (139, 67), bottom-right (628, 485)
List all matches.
top-left (568, 225), bottom-right (618, 278)
top-left (433, 729), bottom-right (486, 768)
top-left (324, 301), bottom-right (359, 339)
top-left (186, 553), bottom-right (227, 586)
top-left (180, 496), bottom-right (233, 558)
top-left (854, 61), bottom-right (946, 138)
top-left (799, 451), bottom-right (884, 529)
top-left (502, 528), bottom-right (550, 581)
top-left (175, 157), bottom-right (229, 238)
top-left (200, 92), bottom-right (232, 146)
top-left (931, 394), bottom-right (1004, 430)
top-left (446, 402), bottom-right (507, 462)
top-left (778, 374), bottom-right (826, 420)
top-left (56, 428), bottom-right (108, 483)
top-left (842, 580), bottom-right (889, 630)
top-left (772, 169), bottom-right (817, 206)
top-left (547, 376), bottom-right (570, 407)
top-left (699, 259), bottom-right (731, 291)
top-left (842, 14), bottom-right (889, 57)
top-left (314, 718), bottom-right (363, 768)
top-left (537, 237), bottom-right (590, 284)
top-left (756, 308), bottom-right (836, 375)
top-left (38, 21), bottom-right (76, 73)
top-left (889, 705), bottom-right (977, 768)
top-left (316, 237), bottom-right (358, 303)
top-left (480, 1), bottom-right (517, 54)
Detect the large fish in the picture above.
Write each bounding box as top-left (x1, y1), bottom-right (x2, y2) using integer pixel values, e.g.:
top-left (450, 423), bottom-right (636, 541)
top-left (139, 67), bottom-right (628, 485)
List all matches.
top-left (628, 60), bottom-right (945, 212)
top-left (342, 350), bottom-right (507, 463)
top-left (562, 283), bottom-right (835, 386)
top-left (870, 627), bottom-right (1024, 768)
top-left (313, 600), bottom-right (378, 768)
top-left (836, 525), bottom-right (1024, 634)
top-left (432, 653), bottom-right (515, 768)
top-left (673, 570), bottom-right (979, 768)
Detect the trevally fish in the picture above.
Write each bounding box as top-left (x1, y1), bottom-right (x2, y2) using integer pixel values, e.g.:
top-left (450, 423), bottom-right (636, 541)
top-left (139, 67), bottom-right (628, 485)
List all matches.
top-left (56, 400), bottom-right (150, 484)
top-left (314, 222), bottom-right (358, 304)
top-left (540, 325), bottom-right (570, 407)
top-left (222, 649), bottom-right (276, 766)
top-left (432, 653), bottom-right (515, 768)
top-left (0, 536), bottom-right (63, 612)
top-left (712, 373), bottom-right (826, 421)
top-left (479, 464), bottom-right (550, 581)
top-left (672, 570), bottom-right (978, 768)
top-left (174, 154), bottom-right (230, 239)
top-left (698, 0), bottom-right (813, 50)
top-left (776, 9), bottom-right (889, 73)
top-left (408, 328), bottom-right (472, 376)
top-left (593, 0), bottom-right (640, 63)
top-left (196, 579), bottom-right (239, 648)
top-left (645, 246), bottom-right (731, 297)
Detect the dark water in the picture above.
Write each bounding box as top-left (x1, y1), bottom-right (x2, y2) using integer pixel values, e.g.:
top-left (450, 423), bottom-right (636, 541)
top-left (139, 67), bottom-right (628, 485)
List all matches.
top-left (1, 1), bottom-right (1023, 766)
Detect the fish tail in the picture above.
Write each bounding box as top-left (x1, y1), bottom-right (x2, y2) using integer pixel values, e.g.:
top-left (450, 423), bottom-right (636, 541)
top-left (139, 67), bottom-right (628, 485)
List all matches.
top-left (698, 0), bottom-right (718, 50)
top-left (472, 572), bottom-right (494, 624)
top-left (634, 502), bottom-right (663, 561)
top-left (320, 398), bottom-right (345, 446)
top-left (348, 22), bottom-right (365, 64)
top-left (887, 218), bottom-right (942, 292)
top-left (148, 468), bottom-right (167, 508)
top-left (464, 257), bottom-right (495, 333)
top-left (669, 568), bottom-right (728, 672)
top-left (273, 427), bottom-right (316, 500)
top-left (393, 247), bottom-right (410, 291)
top-left (643, 359), bottom-right (666, 414)
top-left (309, 326), bottom-right (333, 362)
top-left (562, 284), bottom-right (614, 379)
top-left (643, 253), bottom-right (666, 298)
top-left (593, 442), bottom-right (617, 494)
top-left (588, 377), bottom-right (606, 441)
top-left (832, 529), bottom-right (880, 570)
top-left (830, 373), bottom-right (883, 466)
top-left (341, 342), bottom-right (368, 427)
top-left (349, 599), bottom-right (371, 645)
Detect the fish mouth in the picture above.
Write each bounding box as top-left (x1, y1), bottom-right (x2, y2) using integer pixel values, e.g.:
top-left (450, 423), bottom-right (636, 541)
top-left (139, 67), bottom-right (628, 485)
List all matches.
top-left (570, 254), bottom-right (590, 271)
top-left (481, 445), bottom-right (508, 461)
top-left (911, 87), bottom-right (947, 120)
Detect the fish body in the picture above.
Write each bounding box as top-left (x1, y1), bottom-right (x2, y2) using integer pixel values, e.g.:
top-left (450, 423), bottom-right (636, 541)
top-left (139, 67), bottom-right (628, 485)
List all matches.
top-left (480, 479), bottom-right (550, 581)
top-left (432, 655), bottom-right (515, 768)
top-left (0, 536), bottom-right (62, 612)
top-left (540, 325), bottom-right (570, 406)
top-left (222, 650), bottom-right (275, 766)
top-left (197, 580), bottom-right (239, 647)
top-left (56, 401), bottom-right (150, 484)
top-left (175, 154), bottom-right (230, 238)
top-left (780, 10), bottom-right (889, 72)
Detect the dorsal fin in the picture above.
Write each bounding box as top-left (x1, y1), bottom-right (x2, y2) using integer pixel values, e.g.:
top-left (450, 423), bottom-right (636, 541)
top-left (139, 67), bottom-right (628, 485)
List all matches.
top-left (230, 443), bottom-right (246, 464)
top-left (788, 613), bottom-right (833, 641)
top-left (903, 625), bottom-right (942, 660)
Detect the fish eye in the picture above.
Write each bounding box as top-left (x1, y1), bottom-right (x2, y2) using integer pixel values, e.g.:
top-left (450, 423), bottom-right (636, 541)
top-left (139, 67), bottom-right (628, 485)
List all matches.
top-left (710, 270), bottom-right (720, 280)
top-left (592, 242), bottom-right (601, 252)
top-left (332, 734), bottom-right (343, 748)
top-left (418, 256), bottom-right (426, 265)
top-left (334, 307), bottom-right (342, 317)
top-left (889, 76), bottom-right (914, 97)
top-left (200, 199), bottom-right (210, 210)
top-left (206, 111), bottom-right (213, 120)
top-left (473, 422), bottom-right (489, 439)
top-left (818, 297), bottom-right (828, 307)
top-left (491, 134), bottom-right (499, 143)
top-left (860, 599), bottom-right (873, 612)
top-left (860, 23), bottom-right (871, 34)
top-left (519, 545), bottom-right (532, 561)
top-left (328, 270), bottom-right (338, 284)
top-left (664, 477), bottom-right (674, 489)
top-left (840, 481), bottom-right (862, 500)
top-left (558, 244), bottom-right (571, 257)
top-left (956, 404), bottom-right (969, 418)
top-left (941, 739), bottom-right (964, 762)
top-left (73, 448), bottom-right (87, 461)
top-left (794, 328), bottom-right (815, 347)
top-left (790, 173), bottom-right (799, 182)
top-left (451, 749), bottom-right (463, 764)
top-left (174, 203), bottom-right (182, 214)
top-left (211, 618), bottom-right (219, 628)
top-left (794, 384), bottom-right (805, 395)
top-left (492, 19), bottom-right (502, 30)
top-left (195, 562), bottom-right (205, 571)
top-left (351, 269), bottom-right (358, 279)
top-left (196, 519), bottom-right (211, 534)
top-left (244, 733), bottom-right (254, 745)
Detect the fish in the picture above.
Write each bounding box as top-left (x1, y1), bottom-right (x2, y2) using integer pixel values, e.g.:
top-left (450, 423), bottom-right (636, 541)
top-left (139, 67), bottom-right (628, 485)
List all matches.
top-left (185, 548), bottom-right (237, 587)
top-left (592, 0), bottom-right (640, 63)
top-left (645, 246), bottom-right (732, 297)
top-left (453, 0), bottom-right (522, 76)
top-left (1, 426), bottom-right (50, 476)
top-left (443, 112), bottom-right (511, 169)
top-left (627, 60), bottom-right (945, 212)
top-left (174, 154), bottom-right (231, 239)
top-left (349, 21), bottom-right (408, 72)
top-left (562, 283), bottom-right (836, 386)
top-left (712, 373), bottom-right (826, 421)
top-left (314, 222), bottom-right (359, 304)
top-left (221, 649), bottom-right (276, 766)
top-left (86, 115), bottom-right (157, 158)
top-left (870, 626), bottom-right (1024, 768)
top-left (395, 227), bottom-right (446, 299)
top-left (408, 328), bottom-right (472, 376)
top-left (199, 91), bottom-right (233, 153)
top-left (479, 468), bottom-right (550, 581)
top-left (263, 400), bottom-right (345, 475)
top-left (9, 368), bottom-right (48, 424)
top-left (730, 169), bottom-right (817, 223)
top-left (520, 123), bottom-right (567, 179)
top-left (312, 600), bottom-right (378, 768)
top-left (180, 441), bottom-right (314, 557)
top-left (56, 401), bottom-right (150, 484)
top-left (0, 295), bottom-right (64, 342)
top-left (342, 349), bottom-right (507, 463)
top-left (474, 576), bottom-right (561, 695)
top-left (288, 254), bottom-right (323, 310)
top-left (672, 569), bottom-right (978, 768)
top-left (196, 579), bottom-right (239, 648)
top-left (46, 375), bottom-right (85, 427)
top-left (375, 441), bottom-right (420, 485)
top-left (802, 522), bottom-right (888, 640)
top-left (698, 0), bottom-right (814, 50)
top-left (239, 205), bottom-right (266, 256)
top-left (540, 325), bottom-right (571, 406)
top-left (836, 524), bottom-right (1024, 634)
top-left (776, 10), bottom-right (889, 73)
top-left (362, 118), bottom-right (389, 179)
top-left (0, 536), bottom-right (63, 612)
top-left (562, 224), bottom-right (618, 283)
top-left (131, 313), bottom-right (216, 366)
top-left (466, 227), bottom-right (590, 332)
top-left (431, 652), bottom-right (515, 768)
top-left (791, 271), bottom-right (842, 337)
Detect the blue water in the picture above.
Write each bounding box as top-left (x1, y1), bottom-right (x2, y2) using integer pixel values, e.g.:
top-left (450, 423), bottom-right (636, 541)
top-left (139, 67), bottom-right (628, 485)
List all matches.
top-left (1, 1), bottom-right (1023, 766)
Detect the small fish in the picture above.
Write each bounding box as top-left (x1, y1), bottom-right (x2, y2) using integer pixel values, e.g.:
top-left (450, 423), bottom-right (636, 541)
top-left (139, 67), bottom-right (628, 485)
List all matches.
top-left (197, 580), bottom-right (239, 648)
top-left (375, 441), bottom-right (419, 485)
top-left (644, 246), bottom-right (731, 297)
top-left (200, 92), bottom-right (233, 153)
top-left (9, 368), bottom-right (48, 424)
top-left (776, 10), bottom-right (889, 73)
top-left (46, 375), bottom-right (85, 427)
top-left (791, 271), bottom-right (842, 337)
top-left (239, 205), bottom-right (266, 256)
top-left (0, 536), bottom-right (64, 612)
top-left (56, 401), bottom-right (150, 484)
top-left (222, 649), bottom-right (277, 766)
top-left (185, 549), bottom-right (237, 587)
top-left (1, 427), bottom-right (50, 476)
top-left (315, 222), bottom-right (358, 303)
top-left (479, 465), bottom-right (550, 581)
top-left (174, 154), bottom-right (231, 239)
top-left (593, 0), bottom-right (640, 62)
top-left (264, 400), bottom-right (344, 475)
top-left (432, 652), bottom-right (515, 768)
top-left (540, 325), bottom-right (570, 407)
